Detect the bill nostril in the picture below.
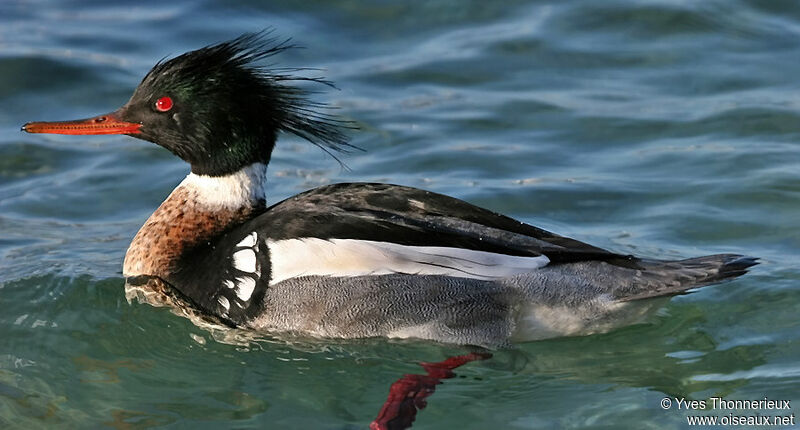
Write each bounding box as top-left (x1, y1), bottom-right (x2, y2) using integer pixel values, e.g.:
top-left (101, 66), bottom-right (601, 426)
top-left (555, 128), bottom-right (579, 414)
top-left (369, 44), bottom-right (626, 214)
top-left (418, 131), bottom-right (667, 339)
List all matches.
top-left (95, 116), bottom-right (107, 123)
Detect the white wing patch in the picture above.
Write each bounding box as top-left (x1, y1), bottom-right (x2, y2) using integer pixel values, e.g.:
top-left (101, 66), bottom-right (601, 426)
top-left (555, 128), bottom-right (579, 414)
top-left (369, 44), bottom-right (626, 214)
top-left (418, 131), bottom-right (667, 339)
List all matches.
top-left (218, 232), bottom-right (262, 313)
top-left (238, 232), bottom-right (258, 248)
top-left (233, 249), bottom-right (257, 273)
top-left (235, 277), bottom-right (257, 301)
top-left (217, 295), bottom-right (230, 311)
top-left (267, 238), bottom-right (550, 286)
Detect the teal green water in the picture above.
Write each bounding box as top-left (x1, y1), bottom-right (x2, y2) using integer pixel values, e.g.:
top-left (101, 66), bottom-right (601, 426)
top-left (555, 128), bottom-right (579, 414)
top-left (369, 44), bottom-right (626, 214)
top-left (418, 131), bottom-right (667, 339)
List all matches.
top-left (1, 1), bottom-right (799, 428)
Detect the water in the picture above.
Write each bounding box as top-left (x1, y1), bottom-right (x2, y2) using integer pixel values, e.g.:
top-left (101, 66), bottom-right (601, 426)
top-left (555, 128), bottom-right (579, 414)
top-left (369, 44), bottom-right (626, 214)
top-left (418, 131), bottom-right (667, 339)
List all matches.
top-left (1, 0), bottom-right (798, 428)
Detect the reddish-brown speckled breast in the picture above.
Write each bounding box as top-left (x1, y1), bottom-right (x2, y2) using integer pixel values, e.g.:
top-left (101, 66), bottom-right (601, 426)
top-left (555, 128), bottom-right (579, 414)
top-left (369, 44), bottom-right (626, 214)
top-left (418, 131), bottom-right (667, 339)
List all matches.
top-left (123, 186), bottom-right (254, 278)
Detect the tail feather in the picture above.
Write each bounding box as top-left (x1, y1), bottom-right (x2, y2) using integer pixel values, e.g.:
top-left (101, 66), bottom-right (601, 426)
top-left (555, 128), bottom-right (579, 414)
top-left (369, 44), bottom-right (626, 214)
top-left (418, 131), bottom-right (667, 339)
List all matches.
top-left (615, 254), bottom-right (758, 302)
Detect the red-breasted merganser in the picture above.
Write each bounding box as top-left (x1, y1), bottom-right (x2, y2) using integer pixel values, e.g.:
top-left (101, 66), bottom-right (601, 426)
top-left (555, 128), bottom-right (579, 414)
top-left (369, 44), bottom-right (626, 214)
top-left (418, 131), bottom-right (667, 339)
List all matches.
top-left (22, 33), bottom-right (757, 348)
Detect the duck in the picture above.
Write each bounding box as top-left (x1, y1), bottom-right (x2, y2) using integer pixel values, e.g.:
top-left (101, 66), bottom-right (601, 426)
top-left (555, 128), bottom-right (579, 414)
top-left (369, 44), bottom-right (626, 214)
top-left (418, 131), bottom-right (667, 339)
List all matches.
top-left (22, 32), bottom-right (757, 348)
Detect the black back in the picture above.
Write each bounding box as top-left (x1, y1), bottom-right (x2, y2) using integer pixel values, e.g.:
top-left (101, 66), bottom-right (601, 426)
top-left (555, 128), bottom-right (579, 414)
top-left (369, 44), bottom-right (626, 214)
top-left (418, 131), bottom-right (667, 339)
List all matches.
top-left (164, 182), bottom-right (637, 325)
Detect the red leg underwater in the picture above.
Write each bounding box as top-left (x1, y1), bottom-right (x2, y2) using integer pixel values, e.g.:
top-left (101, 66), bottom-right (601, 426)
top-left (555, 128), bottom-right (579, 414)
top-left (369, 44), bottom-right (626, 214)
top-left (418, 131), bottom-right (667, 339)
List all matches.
top-left (371, 352), bottom-right (492, 430)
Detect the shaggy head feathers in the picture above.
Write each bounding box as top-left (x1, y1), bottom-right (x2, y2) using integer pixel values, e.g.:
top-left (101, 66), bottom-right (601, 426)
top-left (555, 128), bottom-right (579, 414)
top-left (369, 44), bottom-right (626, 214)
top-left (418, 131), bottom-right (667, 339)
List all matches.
top-left (121, 31), bottom-right (353, 176)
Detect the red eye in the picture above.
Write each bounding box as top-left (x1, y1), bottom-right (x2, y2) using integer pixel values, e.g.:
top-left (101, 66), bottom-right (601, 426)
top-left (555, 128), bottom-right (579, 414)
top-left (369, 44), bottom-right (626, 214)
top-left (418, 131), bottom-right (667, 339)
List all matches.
top-left (155, 96), bottom-right (173, 112)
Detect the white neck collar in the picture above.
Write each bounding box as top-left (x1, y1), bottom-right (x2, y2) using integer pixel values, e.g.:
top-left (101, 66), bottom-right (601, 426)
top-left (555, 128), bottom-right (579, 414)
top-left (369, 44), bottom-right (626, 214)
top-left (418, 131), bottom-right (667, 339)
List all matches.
top-left (180, 162), bottom-right (268, 209)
